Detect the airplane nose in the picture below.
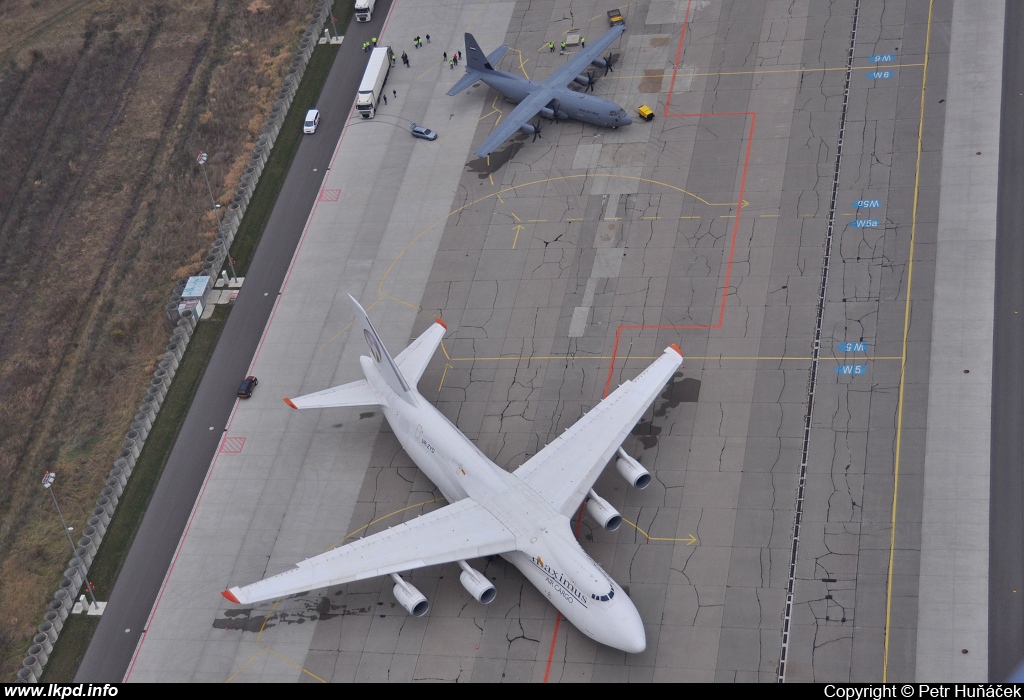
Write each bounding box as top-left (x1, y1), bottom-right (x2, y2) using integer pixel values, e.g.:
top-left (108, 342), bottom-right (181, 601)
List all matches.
top-left (621, 116), bottom-right (632, 126)
top-left (609, 596), bottom-right (646, 652)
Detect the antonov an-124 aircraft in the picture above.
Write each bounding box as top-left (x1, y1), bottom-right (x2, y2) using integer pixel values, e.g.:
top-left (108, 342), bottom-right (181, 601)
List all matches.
top-left (222, 296), bottom-right (683, 653)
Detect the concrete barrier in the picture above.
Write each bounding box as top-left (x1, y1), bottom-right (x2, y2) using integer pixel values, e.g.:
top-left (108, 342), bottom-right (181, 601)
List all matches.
top-left (53, 589), bottom-right (74, 614)
top-left (96, 496), bottom-right (114, 519)
top-left (46, 601), bottom-right (66, 627)
top-left (21, 655), bottom-right (41, 681)
top-left (63, 566), bottom-right (83, 591)
top-left (117, 446), bottom-right (136, 471)
top-left (33, 633), bottom-right (53, 657)
top-left (90, 506), bottom-right (110, 529)
top-left (87, 514), bottom-right (107, 539)
top-left (38, 621), bottom-right (57, 644)
top-left (27, 644), bottom-right (48, 668)
top-left (99, 487), bottom-right (118, 511)
top-left (104, 475), bottom-right (123, 499)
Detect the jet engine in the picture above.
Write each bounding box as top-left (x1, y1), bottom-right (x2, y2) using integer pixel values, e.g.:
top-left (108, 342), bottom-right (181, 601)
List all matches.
top-left (586, 489), bottom-right (622, 531)
top-left (390, 573), bottom-right (429, 616)
top-left (616, 447), bottom-right (652, 489)
top-left (458, 561), bottom-right (496, 604)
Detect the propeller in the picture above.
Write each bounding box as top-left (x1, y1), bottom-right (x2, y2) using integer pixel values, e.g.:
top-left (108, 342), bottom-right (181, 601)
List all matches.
top-left (531, 120), bottom-right (543, 141)
top-left (548, 98), bottom-right (561, 123)
top-left (603, 52), bottom-right (618, 75)
top-left (585, 70), bottom-right (596, 92)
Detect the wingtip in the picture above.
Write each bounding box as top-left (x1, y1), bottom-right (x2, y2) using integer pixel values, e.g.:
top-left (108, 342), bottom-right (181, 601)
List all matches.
top-left (283, 398), bottom-right (298, 409)
top-left (222, 589), bottom-right (241, 604)
top-left (668, 343), bottom-right (683, 358)
top-left (435, 317), bottom-right (447, 329)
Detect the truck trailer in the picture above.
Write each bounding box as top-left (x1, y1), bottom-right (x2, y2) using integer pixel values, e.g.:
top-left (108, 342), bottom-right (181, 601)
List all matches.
top-left (357, 46), bottom-right (393, 118)
top-left (354, 0), bottom-right (376, 22)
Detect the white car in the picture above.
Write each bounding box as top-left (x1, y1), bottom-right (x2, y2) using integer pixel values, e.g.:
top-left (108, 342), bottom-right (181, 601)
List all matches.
top-left (303, 109), bottom-right (320, 134)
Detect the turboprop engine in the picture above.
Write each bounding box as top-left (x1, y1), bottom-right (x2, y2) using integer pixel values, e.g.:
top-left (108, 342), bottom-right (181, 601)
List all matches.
top-left (586, 489), bottom-right (622, 531)
top-left (616, 447), bottom-right (652, 489)
top-left (390, 573), bottom-right (429, 616)
top-left (573, 74), bottom-right (592, 86)
top-left (458, 561), bottom-right (496, 604)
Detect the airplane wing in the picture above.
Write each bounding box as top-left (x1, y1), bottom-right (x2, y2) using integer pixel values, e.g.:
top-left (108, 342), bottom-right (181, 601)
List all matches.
top-left (513, 344), bottom-right (683, 517)
top-left (224, 497), bottom-right (518, 605)
top-left (475, 88), bottom-right (555, 156)
top-left (546, 24), bottom-right (626, 89)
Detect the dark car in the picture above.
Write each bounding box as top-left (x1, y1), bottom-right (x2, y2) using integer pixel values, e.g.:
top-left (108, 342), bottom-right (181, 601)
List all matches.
top-left (237, 375), bottom-right (258, 398)
top-left (410, 123), bottom-right (437, 141)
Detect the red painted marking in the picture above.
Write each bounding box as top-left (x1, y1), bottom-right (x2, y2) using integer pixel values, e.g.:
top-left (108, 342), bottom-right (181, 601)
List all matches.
top-left (221, 589), bottom-right (240, 604)
top-left (664, 0), bottom-right (693, 116)
top-left (435, 317), bottom-right (447, 329)
top-left (220, 437), bottom-right (246, 454)
top-left (319, 188), bottom-right (342, 202)
top-left (669, 343), bottom-right (684, 358)
top-left (283, 397), bottom-right (298, 409)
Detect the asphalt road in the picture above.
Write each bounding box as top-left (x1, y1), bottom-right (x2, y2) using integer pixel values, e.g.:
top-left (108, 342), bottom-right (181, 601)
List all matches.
top-left (75, 3), bottom-right (395, 681)
top-left (989, 0), bottom-right (1024, 682)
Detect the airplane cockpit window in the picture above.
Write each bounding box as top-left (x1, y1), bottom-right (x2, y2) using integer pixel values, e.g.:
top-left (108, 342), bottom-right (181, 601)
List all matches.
top-left (590, 588), bottom-right (616, 602)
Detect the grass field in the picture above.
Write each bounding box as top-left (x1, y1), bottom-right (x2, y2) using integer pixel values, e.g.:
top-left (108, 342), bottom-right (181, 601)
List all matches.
top-left (0, 0), bottom-right (341, 681)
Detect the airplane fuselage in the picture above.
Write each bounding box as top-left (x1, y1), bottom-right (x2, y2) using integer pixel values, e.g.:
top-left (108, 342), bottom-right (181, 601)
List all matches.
top-left (480, 69), bottom-right (632, 130)
top-left (361, 355), bottom-right (646, 652)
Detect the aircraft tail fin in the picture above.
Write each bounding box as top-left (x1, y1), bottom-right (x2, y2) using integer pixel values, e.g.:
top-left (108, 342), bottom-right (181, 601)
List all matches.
top-left (465, 33), bottom-right (495, 72)
top-left (349, 295), bottom-right (415, 405)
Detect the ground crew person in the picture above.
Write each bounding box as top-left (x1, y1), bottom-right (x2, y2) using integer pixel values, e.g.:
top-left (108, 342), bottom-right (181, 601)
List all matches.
top-left (372, 37), bottom-right (378, 46)
top-left (561, 40), bottom-right (566, 51)
top-left (549, 41), bottom-right (554, 51)
top-left (581, 37), bottom-right (586, 48)
top-left (449, 59), bottom-right (454, 69)
top-left (363, 41), bottom-right (369, 51)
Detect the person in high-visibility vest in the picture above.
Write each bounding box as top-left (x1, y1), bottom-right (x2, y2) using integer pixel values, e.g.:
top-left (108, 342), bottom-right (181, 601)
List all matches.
top-left (560, 40), bottom-right (566, 51)
top-left (581, 37), bottom-right (586, 48)
top-left (549, 41), bottom-right (555, 52)
top-left (372, 37), bottom-right (378, 46)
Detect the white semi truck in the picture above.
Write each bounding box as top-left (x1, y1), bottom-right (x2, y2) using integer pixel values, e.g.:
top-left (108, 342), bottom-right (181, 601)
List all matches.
top-left (354, 0), bottom-right (376, 22)
top-left (356, 46), bottom-right (393, 118)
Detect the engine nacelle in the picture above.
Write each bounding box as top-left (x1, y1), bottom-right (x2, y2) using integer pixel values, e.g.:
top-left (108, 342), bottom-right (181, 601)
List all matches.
top-left (390, 574), bottom-right (429, 617)
top-left (573, 74), bottom-right (592, 86)
top-left (591, 57), bottom-right (608, 69)
top-left (519, 122), bottom-right (539, 135)
top-left (616, 447), bottom-right (651, 489)
top-left (458, 561), bottom-right (496, 604)
top-left (586, 489), bottom-right (622, 531)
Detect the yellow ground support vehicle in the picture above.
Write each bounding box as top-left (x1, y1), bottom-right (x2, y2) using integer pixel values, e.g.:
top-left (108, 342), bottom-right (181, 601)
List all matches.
top-left (607, 8), bottom-right (624, 25)
top-left (638, 105), bottom-right (654, 121)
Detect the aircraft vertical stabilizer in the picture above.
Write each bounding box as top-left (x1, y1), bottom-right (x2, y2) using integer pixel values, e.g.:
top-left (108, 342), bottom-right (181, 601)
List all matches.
top-left (464, 33), bottom-right (494, 71)
top-left (348, 295), bottom-right (415, 404)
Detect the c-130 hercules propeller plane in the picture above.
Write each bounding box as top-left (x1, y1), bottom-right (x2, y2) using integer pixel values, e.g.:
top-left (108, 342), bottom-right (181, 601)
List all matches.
top-left (222, 296), bottom-right (682, 653)
top-left (447, 23), bottom-right (632, 157)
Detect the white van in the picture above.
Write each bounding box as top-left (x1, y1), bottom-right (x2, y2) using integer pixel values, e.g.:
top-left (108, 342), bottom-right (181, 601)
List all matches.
top-left (303, 109), bottom-right (320, 134)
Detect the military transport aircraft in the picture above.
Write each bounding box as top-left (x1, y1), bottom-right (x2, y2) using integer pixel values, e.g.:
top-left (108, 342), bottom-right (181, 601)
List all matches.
top-left (447, 24), bottom-right (633, 157)
top-left (222, 296), bottom-right (683, 653)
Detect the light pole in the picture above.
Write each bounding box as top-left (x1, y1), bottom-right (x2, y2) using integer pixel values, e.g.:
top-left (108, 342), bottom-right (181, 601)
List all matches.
top-left (41, 471), bottom-right (98, 609)
top-left (196, 151), bottom-right (238, 281)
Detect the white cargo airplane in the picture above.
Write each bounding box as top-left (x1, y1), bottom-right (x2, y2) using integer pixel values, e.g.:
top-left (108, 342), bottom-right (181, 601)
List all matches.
top-left (222, 296), bottom-right (683, 653)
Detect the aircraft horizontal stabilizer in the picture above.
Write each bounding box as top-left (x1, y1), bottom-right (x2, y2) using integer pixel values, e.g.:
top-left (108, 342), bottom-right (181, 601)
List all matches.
top-left (395, 319), bottom-right (447, 388)
top-left (284, 379), bottom-right (379, 410)
top-left (447, 70), bottom-right (483, 96)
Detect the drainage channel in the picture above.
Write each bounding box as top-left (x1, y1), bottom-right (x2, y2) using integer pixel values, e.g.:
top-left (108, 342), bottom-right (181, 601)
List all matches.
top-left (777, 0), bottom-right (862, 682)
